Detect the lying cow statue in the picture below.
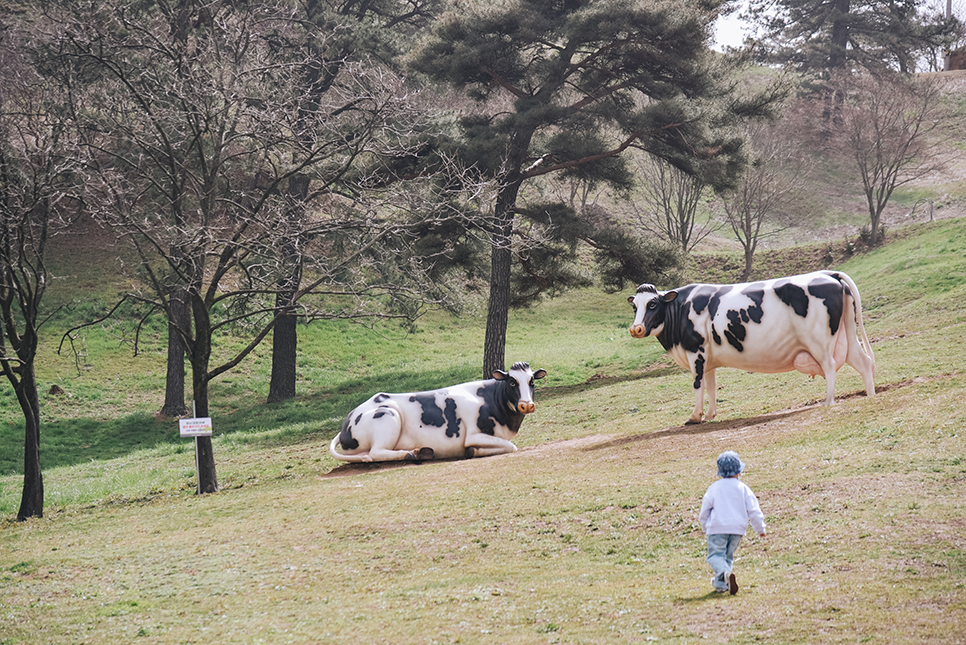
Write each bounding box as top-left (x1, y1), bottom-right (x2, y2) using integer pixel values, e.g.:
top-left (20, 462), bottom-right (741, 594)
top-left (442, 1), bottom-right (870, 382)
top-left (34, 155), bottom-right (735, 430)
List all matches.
top-left (628, 270), bottom-right (876, 424)
top-left (329, 362), bottom-right (547, 462)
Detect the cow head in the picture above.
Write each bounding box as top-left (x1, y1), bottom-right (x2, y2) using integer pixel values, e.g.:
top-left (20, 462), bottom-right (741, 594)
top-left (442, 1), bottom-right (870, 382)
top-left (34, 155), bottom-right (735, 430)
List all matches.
top-left (628, 284), bottom-right (678, 338)
top-left (493, 361), bottom-right (547, 414)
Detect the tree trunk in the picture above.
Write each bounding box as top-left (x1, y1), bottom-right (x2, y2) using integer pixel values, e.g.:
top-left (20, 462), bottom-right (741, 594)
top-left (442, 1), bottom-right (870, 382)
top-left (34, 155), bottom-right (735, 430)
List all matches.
top-left (482, 181), bottom-right (522, 377)
top-left (192, 391), bottom-right (218, 495)
top-left (821, 0), bottom-right (850, 136)
top-left (869, 207), bottom-right (882, 246)
top-left (189, 293), bottom-right (218, 494)
top-left (267, 174), bottom-right (308, 403)
top-left (741, 248), bottom-right (754, 282)
top-left (267, 290), bottom-right (297, 403)
top-left (16, 363), bottom-right (43, 521)
top-left (160, 288), bottom-right (189, 418)
top-left (483, 227), bottom-right (511, 377)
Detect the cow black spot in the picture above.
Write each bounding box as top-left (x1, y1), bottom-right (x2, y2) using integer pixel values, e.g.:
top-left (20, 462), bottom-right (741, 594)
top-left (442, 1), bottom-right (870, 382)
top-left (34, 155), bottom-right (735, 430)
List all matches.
top-left (354, 413), bottom-right (363, 425)
top-left (689, 285), bottom-right (718, 316)
top-left (693, 353), bottom-right (705, 390)
top-left (410, 393), bottom-right (445, 427)
top-left (724, 309), bottom-right (746, 352)
top-left (739, 286), bottom-right (765, 323)
top-left (374, 393), bottom-right (390, 403)
top-left (656, 296), bottom-right (706, 354)
top-left (338, 416), bottom-right (360, 450)
top-left (373, 408), bottom-right (392, 420)
top-left (774, 281), bottom-right (809, 318)
top-left (712, 328), bottom-right (722, 345)
top-left (708, 285), bottom-right (732, 320)
top-left (476, 380), bottom-right (518, 435)
top-left (808, 280), bottom-right (845, 335)
top-left (443, 397), bottom-right (460, 438)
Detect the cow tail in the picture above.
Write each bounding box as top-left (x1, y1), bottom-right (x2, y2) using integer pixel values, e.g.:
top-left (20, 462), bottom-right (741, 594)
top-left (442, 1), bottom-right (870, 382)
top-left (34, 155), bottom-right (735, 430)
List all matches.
top-left (833, 271), bottom-right (876, 370)
top-left (328, 433), bottom-right (344, 460)
top-left (328, 430), bottom-right (368, 463)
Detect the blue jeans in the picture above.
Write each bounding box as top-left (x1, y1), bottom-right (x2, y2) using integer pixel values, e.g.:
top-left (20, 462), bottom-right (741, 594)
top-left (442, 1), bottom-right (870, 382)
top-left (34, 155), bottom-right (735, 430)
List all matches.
top-left (707, 533), bottom-right (742, 590)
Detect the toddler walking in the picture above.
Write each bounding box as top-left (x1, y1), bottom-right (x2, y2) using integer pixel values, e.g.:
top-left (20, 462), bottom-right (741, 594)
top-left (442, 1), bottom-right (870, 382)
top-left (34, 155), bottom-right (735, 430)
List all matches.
top-left (698, 451), bottom-right (766, 595)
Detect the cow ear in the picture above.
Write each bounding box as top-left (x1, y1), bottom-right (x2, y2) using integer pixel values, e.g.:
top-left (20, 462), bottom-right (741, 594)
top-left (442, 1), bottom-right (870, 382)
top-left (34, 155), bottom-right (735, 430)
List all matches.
top-left (663, 290), bottom-right (678, 302)
top-left (627, 296), bottom-right (635, 304)
top-left (533, 369), bottom-right (547, 380)
top-left (492, 369), bottom-right (508, 381)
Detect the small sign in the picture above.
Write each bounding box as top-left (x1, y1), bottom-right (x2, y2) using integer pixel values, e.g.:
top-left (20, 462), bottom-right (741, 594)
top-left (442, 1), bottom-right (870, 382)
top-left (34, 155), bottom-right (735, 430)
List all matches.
top-left (179, 417), bottom-right (213, 437)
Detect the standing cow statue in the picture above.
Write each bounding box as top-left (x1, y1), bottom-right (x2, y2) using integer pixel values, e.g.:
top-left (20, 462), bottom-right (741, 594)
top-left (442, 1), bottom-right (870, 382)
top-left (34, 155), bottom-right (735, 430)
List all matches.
top-left (329, 362), bottom-right (547, 462)
top-left (627, 270), bottom-right (875, 424)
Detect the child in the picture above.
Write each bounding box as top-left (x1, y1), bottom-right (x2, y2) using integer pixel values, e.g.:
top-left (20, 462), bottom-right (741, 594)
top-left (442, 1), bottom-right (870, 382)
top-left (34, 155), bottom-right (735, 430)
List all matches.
top-left (698, 450), bottom-right (766, 595)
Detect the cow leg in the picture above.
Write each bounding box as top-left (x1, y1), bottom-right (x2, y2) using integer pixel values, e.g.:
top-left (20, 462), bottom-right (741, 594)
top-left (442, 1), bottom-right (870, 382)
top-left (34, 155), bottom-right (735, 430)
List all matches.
top-left (687, 356), bottom-right (708, 424)
top-left (687, 384), bottom-right (704, 424)
top-left (357, 408), bottom-right (421, 462)
top-left (821, 356), bottom-right (838, 406)
top-left (463, 434), bottom-right (517, 458)
top-left (844, 324), bottom-right (876, 398)
top-left (851, 352), bottom-right (876, 397)
top-left (704, 368), bottom-right (718, 421)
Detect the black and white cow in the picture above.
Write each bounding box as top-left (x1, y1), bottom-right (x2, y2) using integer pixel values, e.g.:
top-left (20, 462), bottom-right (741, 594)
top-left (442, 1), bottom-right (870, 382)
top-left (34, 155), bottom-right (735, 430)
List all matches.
top-left (329, 362), bottom-right (547, 462)
top-left (627, 270), bottom-right (876, 424)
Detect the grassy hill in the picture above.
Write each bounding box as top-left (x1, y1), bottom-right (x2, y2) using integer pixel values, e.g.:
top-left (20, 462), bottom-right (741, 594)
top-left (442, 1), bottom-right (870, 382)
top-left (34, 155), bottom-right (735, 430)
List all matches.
top-left (0, 216), bottom-right (963, 643)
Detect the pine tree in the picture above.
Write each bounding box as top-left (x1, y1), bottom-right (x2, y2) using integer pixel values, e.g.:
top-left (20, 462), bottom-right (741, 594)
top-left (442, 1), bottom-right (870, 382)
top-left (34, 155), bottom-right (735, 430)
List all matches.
top-left (745, 0), bottom-right (961, 74)
top-left (411, 0), bottom-right (774, 375)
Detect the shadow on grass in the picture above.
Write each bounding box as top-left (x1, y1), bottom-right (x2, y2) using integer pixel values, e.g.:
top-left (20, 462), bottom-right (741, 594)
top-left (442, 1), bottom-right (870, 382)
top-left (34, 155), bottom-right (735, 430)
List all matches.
top-left (676, 591), bottom-right (734, 603)
top-left (538, 367), bottom-right (677, 400)
top-left (580, 409), bottom-right (813, 452)
top-left (9, 368), bottom-right (911, 475)
top-left (22, 366), bottom-right (660, 473)
top-left (2, 365), bottom-right (480, 474)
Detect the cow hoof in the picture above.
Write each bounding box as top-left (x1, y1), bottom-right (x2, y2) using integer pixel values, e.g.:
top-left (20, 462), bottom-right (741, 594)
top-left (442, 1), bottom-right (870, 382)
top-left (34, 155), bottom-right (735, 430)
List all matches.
top-left (464, 447), bottom-right (476, 459)
top-left (405, 447), bottom-right (435, 462)
top-left (684, 419), bottom-right (703, 425)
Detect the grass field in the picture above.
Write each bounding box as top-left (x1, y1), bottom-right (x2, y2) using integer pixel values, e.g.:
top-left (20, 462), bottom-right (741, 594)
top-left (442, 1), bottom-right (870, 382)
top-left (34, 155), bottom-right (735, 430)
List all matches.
top-left (0, 218), bottom-right (964, 644)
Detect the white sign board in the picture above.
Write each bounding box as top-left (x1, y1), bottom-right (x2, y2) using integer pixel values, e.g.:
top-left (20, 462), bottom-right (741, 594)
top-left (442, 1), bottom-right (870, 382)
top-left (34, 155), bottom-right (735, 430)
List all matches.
top-left (179, 417), bottom-right (213, 437)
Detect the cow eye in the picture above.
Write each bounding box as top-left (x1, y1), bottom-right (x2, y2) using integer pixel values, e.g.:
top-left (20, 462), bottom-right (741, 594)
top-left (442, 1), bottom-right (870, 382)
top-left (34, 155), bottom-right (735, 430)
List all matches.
top-left (509, 378), bottom-right (518, 388)
top-left (646, 301), bottom-right (657, 310)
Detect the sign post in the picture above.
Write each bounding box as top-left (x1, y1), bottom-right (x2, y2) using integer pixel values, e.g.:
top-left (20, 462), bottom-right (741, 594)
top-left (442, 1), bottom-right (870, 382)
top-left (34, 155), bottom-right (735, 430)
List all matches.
top-left (179, 402), bottom-right (212, 495)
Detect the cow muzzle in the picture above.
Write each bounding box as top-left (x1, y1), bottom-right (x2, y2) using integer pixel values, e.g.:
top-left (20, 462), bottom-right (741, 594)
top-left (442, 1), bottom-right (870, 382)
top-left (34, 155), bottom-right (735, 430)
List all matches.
top-left (629, 324), bottom-right (647, 338)
top-left (517, 401), bottom-right (536, 414)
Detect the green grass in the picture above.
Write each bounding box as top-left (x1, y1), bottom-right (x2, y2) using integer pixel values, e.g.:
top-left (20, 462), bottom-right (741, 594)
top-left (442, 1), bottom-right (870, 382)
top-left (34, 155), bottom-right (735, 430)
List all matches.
top-left (0, 218), bottom-right (964, 643)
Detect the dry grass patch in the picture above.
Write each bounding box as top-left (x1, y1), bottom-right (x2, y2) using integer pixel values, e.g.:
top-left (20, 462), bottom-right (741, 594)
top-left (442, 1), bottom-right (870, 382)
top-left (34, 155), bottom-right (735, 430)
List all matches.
top-left (4, 372), bottom-right (964, 644)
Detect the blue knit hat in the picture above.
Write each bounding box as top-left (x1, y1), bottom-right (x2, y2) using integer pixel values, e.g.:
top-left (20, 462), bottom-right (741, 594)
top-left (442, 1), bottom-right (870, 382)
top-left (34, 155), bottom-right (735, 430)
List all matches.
top-left (717, 451), bottom-right (746, 478)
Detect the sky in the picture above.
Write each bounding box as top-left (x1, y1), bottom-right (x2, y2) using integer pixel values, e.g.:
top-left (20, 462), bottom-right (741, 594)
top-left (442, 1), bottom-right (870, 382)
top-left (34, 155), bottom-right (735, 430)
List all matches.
top-left (713, 10), bottom-right (750, 51)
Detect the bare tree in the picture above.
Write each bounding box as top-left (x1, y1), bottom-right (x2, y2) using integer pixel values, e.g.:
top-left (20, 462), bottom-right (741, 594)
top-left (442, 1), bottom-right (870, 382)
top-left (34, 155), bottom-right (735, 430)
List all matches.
top-left (265, 0), bottom-right (441, 404)
top-left (631, 154), bottom-right (720, 254)
top-left (717, 117), bottom-right (814, 280)
top-left (830, 70), bottom-right (951, 246)
top-left (46, 0), bottom-right (456, 493)
top-left (0, 22), bottom-right (84, 519)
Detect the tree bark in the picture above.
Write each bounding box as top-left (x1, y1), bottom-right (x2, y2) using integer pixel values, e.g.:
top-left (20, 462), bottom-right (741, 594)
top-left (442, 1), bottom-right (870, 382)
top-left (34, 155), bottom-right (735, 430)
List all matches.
top-left (821, 0), bottom-right (850, 135)
top-left (16, 363), bottom-right (43, 521)
top-left (267, 290), bottom-right (297, 403)
top-left (267, 174), bottom-right (308, 403)
top-left (189, 292), bottom-right (218, 494)
top-left (160, 287), bottom-right (189, 418)
top-left (482, 180), bottom-right (522, 377)
top-left (483, 224), bottom-right (511, 377)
